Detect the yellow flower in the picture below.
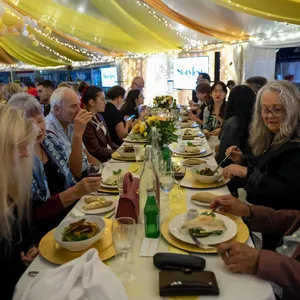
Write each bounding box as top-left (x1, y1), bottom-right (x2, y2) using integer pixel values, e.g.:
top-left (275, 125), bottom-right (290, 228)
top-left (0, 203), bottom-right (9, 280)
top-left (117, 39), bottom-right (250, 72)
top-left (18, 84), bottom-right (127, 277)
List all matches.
top-left (132, 122), bottom-right (140, 133)
top-left (146, 116), bottom-right (159, 124)
top-left (139, 124), bottom-right (145, 133)
top-left (143, 132), bottom-right (148, 137)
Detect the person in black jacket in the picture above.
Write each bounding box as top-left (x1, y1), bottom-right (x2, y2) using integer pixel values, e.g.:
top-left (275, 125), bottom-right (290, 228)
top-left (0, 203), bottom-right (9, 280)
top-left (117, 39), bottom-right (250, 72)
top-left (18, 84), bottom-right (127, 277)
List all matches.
top-left (0, 105), bottom-right (38, 300)
top-left (222, 81), bottom-right (300, 249)
top-left (120, 89), bottom-right (145, 120)
top-left (216, 85), bottom-right (256, 166)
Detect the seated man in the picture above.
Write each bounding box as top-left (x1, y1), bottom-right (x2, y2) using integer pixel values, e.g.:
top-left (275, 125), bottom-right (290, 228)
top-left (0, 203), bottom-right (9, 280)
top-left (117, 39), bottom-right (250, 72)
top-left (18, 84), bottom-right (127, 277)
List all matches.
top-left (245, 76), bottom-right (267, 95)
top-left (46, 87), bottom-right (99, 178)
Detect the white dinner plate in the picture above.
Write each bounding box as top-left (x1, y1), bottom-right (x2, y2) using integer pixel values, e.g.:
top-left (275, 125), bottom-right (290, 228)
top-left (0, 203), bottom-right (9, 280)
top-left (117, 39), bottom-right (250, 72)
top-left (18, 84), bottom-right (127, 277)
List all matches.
top-left (169, 143), bottom-right (207, 156)
top-left (100, 182), bottom-right (118, 189)
top-left (77, 196), bottom-right (116, 214)
top-left (168, 211), bottom-right (237, 245)
top-left (191, 200), bottom-right (211, 207)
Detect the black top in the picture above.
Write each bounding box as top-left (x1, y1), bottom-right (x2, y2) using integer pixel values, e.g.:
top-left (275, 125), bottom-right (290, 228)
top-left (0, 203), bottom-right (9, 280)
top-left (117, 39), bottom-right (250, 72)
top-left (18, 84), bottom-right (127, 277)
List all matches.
top-left (1, 212), bottom-right (36, 300)
top-left (101, 102), bottom-right (125, 146)
top-left (245, 140), bottom-right (300, 211)
top-left (43, 160), bottom-right (65, 196)
top-left (121, 106), bottom-right (138, 119)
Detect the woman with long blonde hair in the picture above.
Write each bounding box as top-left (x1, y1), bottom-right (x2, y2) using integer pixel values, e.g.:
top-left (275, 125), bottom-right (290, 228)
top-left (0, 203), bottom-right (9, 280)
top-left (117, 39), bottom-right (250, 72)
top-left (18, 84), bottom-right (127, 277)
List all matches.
top-left (221, 81), bottom-right (300, 248)
top-left (0, 105), bottom-right (38, 300)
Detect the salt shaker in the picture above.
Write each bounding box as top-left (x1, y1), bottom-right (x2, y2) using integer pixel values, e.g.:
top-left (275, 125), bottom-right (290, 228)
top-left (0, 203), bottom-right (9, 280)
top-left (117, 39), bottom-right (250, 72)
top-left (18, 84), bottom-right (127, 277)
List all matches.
top-left (187, 209), bottom-right (199, 221)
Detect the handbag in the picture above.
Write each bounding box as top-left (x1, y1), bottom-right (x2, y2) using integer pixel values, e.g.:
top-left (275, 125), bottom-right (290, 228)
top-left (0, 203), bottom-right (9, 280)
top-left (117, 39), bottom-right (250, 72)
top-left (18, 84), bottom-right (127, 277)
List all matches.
top-left (115, 172), bottom-right (140, 223)
top-left (159, 270), bottom-right (219, 297)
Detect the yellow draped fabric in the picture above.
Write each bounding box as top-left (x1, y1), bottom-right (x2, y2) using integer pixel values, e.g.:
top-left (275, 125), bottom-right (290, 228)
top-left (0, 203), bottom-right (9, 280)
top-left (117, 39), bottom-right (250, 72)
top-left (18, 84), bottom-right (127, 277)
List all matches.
top-left (211, 0), bottom-right (300, 25)
top-left (7, 0), bottom-right (182, 53)
top-left (0, 47), bottom-right (16, 64)
top-left (0, 36), bottom-right (71, 66)
top-left (141, 0), bottom-right (249, 41)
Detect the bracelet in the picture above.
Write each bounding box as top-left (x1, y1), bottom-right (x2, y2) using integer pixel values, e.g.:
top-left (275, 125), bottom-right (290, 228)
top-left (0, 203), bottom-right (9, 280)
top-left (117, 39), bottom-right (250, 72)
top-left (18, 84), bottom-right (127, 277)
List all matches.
top-left (243, 204), bottom-right (253, 222)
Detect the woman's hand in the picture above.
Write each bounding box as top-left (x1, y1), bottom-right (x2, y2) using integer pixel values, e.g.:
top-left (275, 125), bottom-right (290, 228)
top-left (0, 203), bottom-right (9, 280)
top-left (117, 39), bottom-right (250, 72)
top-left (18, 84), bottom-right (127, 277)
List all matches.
top-left (225, 146), bottom-right (243, 164)
top-left (126, 118), bottom-right (133, 129)
top-left (210, 194), bottom-right (251, 217)
top-left (189, 112), bottom-right (198, 121)
top-left (73, 176), bottom-right (102, 198)
top-left (21, 246), bottom-right (39, 266)
top-left (215, 115), bottom-right (224, 126)
top-left (223, 165), bottom-right (248, 179)
top-left (208, 128), bottom-right (221, 136)
top-left (218, 242), bottom-right (260, 274)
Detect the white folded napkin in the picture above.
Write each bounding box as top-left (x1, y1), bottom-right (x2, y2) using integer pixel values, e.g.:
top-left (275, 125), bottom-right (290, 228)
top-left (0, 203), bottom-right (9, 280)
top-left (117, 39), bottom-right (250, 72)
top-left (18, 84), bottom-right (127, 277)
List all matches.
top-left (17, 249), bottom-right (127, 300)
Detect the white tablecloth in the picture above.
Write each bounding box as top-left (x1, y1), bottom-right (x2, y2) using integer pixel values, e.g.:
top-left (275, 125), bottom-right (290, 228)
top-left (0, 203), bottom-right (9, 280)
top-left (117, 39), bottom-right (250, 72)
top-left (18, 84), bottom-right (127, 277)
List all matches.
top-left (14, 138), bottom-right (275, 300)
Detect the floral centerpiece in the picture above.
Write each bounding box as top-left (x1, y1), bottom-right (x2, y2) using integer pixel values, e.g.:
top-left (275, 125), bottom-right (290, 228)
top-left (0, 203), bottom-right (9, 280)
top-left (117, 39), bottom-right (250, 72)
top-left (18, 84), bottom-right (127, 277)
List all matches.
top-left (153, 95), bottom-right (174, 109)
top-left (131, 115), bottom-right (177, 146)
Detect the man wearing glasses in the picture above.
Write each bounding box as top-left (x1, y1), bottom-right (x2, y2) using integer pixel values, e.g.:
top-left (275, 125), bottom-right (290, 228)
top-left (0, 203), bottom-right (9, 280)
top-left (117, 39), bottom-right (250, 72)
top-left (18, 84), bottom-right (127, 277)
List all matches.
top-left (37, 80), bottom-right (55, 117)
top-left (125, 76), bottom-right (145, 97)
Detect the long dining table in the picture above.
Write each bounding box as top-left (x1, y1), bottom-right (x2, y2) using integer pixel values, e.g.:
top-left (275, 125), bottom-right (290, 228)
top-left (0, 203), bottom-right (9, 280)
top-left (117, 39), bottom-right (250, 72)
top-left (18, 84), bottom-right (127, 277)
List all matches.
top-left (14, 137), bottom-right (275, 300)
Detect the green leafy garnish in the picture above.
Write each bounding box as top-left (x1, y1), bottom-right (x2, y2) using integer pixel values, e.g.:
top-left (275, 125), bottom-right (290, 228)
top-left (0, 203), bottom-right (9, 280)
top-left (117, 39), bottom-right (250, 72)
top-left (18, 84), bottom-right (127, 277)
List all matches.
top-left (187, 142), bottom-right (195, 147)
top-left (113, 169), bottom-right (122, 175)
top-left (201, 211), bottom-right (216, 217)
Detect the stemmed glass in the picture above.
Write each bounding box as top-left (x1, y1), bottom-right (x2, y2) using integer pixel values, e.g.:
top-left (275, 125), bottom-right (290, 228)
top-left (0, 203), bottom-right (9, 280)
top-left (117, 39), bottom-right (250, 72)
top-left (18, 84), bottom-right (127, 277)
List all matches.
top-left (112, 217), bottom-right (136, 282)
top-left (159, 167), bottom-right (175, 217)
top-left (171, 161), bottom-right (186, 194)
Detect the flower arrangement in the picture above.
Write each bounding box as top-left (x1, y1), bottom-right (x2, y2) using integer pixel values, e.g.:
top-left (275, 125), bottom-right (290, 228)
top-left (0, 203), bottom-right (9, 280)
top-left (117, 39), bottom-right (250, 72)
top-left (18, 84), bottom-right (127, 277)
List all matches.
top-left (153, 95), bottom-right (174, 109)
top-left (131, 115), bottom-right (177, 146)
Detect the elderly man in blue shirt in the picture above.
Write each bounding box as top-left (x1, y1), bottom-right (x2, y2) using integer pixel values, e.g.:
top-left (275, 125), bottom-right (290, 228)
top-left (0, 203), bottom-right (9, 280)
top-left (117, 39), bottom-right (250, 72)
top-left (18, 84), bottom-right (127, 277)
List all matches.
top-left (46, 87), bottom-right (99, 178)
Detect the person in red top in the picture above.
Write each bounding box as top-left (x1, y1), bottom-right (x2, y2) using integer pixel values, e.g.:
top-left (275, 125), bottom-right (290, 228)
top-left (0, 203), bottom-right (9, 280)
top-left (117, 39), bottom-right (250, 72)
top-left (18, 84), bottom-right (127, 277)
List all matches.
top-left (26, 82), bottom-right (38, 97)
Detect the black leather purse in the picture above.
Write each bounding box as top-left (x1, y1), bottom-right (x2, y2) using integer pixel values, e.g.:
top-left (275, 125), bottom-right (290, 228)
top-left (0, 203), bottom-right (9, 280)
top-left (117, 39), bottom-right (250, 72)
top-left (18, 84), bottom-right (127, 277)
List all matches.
top-left (159, 270), bottom-right (219, 297)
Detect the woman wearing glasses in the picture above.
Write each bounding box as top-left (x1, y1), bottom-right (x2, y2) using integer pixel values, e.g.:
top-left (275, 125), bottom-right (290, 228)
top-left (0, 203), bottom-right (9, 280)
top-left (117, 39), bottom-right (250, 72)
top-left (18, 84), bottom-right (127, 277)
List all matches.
top-left (120, 89), bottom-right (146, 120)
top-left (82, 86), bottom-right (119, 162)
top-left (223, 81), bottom-right (300, 248)
top-left (202, 81), bottom-right (227, 136)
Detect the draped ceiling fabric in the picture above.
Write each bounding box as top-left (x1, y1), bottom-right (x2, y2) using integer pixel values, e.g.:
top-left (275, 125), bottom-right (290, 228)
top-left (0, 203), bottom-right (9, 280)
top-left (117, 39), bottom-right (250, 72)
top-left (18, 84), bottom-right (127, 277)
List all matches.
top-left (0, 0), bottom-right (298, 68)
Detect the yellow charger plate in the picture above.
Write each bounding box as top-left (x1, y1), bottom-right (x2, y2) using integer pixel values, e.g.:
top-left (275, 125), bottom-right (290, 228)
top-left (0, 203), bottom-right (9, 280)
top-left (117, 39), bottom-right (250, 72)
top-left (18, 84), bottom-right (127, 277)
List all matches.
top-left (161, 213), bottom-right (249, 254)
top-left (180, 170), bottom-right (230, 189)
top-left (172, 149), bottom-right (212, 158)
top-left (39, 219), bottom-right (116, 265)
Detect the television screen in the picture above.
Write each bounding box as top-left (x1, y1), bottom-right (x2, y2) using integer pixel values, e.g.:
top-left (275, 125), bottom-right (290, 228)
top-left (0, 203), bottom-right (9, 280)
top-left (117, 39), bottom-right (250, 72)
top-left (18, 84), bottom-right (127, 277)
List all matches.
top-left (101, 66), bottom-right (118, 88)
top-left (173, 57), bottom-right (209, 90)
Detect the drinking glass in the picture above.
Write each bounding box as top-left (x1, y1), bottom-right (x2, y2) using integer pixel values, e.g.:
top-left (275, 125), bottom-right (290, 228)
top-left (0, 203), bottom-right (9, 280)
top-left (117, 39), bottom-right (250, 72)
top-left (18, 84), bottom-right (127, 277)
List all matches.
top-left (112, 217), bottom-right (136, 282)
top-left (171, 161), bottom-right (186, 193)
top-left (160, 174), bottom-right (175, 215)
top-left (117, 175), bottom-right (124, 197)
top-left (133, 145), bottom-right (144, 162)
top-left (87, 162), bottom-right (103, 177)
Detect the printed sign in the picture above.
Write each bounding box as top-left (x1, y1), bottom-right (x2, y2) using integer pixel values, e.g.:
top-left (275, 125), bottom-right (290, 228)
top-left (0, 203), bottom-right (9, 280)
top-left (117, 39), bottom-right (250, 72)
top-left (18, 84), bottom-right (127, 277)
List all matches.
top-left (173, 57), bottom-right (209, 90)
top-left (101, 67), bottom-right (118, 87)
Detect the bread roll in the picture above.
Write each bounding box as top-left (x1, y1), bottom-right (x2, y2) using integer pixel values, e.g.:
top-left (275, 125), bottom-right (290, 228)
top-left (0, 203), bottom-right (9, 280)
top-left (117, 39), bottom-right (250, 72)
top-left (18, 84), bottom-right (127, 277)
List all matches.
top-left (82, 200), bottom-right (113, 210)
top-left (191, 192), bottom-right (219, 203)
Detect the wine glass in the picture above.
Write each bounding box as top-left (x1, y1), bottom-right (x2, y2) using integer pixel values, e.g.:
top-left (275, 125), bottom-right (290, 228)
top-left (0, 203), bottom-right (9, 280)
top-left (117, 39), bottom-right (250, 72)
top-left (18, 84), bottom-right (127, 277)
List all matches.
top-left (160, 174), bottom-right (175, 216)
top-left (171, 161), bottom-right (186, 193)
top-left (112, 217), bottom-right (136, 282)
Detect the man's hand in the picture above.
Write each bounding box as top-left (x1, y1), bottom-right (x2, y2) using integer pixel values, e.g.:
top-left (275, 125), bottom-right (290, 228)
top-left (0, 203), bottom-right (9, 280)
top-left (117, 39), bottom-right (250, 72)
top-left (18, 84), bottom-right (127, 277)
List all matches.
top-left (74, 109), bottom-right (93, 136)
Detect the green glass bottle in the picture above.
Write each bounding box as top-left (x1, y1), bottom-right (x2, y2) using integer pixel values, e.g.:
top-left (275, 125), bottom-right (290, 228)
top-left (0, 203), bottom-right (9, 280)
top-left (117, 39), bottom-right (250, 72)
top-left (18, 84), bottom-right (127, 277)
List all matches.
top-left (172, 99), bottom-right (177, 109)
top-left (162, 144), bottom-right (171, 173)
top-left (144, 188), bottom-right (160, 238)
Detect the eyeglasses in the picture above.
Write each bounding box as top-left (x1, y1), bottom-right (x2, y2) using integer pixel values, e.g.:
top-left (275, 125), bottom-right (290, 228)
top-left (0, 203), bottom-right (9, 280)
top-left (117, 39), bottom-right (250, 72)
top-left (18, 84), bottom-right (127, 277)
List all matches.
top-left (261, 107), bottom-right (285, 117)
top-left (212, 89), bottom-right (225, 94)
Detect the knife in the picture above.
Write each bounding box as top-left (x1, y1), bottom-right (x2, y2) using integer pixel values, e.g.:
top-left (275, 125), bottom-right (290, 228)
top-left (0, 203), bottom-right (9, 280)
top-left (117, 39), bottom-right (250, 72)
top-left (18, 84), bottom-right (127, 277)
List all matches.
top-left (189, 230), bottom-right (216, 250)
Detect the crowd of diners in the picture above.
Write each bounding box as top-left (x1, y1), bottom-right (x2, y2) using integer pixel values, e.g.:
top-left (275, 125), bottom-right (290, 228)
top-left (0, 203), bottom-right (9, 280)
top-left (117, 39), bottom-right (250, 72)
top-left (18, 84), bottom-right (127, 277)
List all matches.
top-left (0, 74), bottom-right (300, 300)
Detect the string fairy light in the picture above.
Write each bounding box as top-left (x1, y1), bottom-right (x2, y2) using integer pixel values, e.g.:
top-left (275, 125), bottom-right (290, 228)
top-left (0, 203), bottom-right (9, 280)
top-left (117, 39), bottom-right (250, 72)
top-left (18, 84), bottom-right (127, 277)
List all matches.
top-left (136, 0), bottom-right (200, 47)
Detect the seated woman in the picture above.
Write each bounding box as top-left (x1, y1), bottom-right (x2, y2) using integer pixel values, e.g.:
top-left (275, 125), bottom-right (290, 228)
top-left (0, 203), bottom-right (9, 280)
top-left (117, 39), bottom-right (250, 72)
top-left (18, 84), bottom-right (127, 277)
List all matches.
top-left (120, 89), bottom-right (145, 120)
top-left (101, 85), bottom-right (133, 146)
top-left (223, 81), bottom-right (300, 249)
top-left (0, 105), bottom-right (38, 300)
top-left (202, 81), bottom-right (227, 136)
top-left (82, 86), bottom-right (118, 162)
top-left (8, 93), bottom-right (102, 239)
top-left (210, 195), bottom-right (300, 300)
top-left (215, 85), bottom-right (256, 166)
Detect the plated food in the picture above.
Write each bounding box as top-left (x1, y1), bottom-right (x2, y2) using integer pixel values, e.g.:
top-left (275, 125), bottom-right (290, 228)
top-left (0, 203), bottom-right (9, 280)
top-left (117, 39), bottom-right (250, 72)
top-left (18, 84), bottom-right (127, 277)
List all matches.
top-left (183, 158), bottom-right (206, 166)
top-left (191, 192), bottom-right (219, 204)
top-left (191, 164), bottom-right (222, 184)
top-left (62, 219), bottom-right (100, 242)
top-left (78, 195), bottom-right (116, 214)
top-left (102, 169), bottom-right (123, 187)
top-left (168, 212), bottom-right (237, 246)
top-left (182, 212), bottom-right (226, 238)
top-left (123, 145), bottom-right (134, 153)
top-left (82, 197), bottom-right (113, 210)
